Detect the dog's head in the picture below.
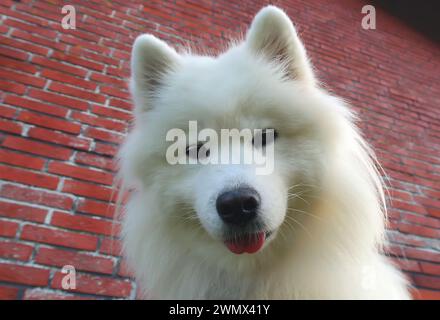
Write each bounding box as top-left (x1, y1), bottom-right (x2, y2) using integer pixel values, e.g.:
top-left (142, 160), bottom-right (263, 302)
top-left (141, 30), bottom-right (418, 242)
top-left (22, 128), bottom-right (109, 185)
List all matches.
top-left (122, 6), bottom-right (366, 257)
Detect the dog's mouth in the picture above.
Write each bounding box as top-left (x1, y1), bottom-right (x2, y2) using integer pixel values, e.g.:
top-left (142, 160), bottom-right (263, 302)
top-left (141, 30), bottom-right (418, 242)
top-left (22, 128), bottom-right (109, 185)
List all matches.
top-left (224, 231), bottom-right (273, 254)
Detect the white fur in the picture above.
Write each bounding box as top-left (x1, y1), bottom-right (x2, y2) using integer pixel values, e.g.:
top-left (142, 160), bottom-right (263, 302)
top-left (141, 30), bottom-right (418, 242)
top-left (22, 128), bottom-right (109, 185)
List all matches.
top-left (118, 6), bottom-right (410, 299)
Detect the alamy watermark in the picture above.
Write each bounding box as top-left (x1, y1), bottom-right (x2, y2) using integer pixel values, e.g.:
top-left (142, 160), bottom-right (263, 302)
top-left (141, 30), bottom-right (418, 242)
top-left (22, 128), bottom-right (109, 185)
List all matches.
top-left (61, 265), bottom-right (76, 290)
top-left (61, 5), bottom-right (76, 30)
top-left (166, 121), bottom-right (275, 175)
top-left (361, 5), bottom-right (376, 30)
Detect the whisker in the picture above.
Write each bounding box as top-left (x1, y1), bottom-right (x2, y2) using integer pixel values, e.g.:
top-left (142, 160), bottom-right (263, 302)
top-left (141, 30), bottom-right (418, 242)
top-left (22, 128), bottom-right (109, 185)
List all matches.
top-left (287, 193), bottom-right (311, 206)
top-left (285, 215), bottom-right (313, 240)
top-left (287, 209), bottom-right (323, 224)
top-left (287, 183), bottom-right (319, 191)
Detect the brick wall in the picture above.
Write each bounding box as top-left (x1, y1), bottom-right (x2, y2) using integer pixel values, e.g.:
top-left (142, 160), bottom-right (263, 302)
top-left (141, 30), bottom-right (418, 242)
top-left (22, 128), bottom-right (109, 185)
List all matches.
top-left (0, 0), bottom-right (438, 300)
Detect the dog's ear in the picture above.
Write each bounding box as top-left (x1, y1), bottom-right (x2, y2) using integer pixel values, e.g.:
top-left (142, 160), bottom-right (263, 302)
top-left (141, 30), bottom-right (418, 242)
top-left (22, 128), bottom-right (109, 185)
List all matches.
top-left (130, 34), bottom-right (180, 113)
top-left (246, 6), bottom-right (315, 86)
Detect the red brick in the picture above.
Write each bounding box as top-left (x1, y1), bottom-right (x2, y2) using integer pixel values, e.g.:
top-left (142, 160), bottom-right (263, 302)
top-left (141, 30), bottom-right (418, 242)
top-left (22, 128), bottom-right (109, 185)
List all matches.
top-left (411, 288), bottom-right (440, 300)
top-left (0, 79), bottom-right (26, 95)
top-left (0, 285), bottom-right (19, 300)
top-left (0, 105), bottom-right (18, 119)
top-left (31, 55), bottom-right (87, 77)
top-left (420, 262), bottom-right (440, 276)
top-left (415, 196), bottom-right (440, 214)
top-left (0, 24), bottom-right (7, 34)
top-left (388, 232), bottom-right (427, 248)
top-left (26, 1), bottom-right (63, 16)
top-left (23, 288), bottom-right (91, 300)
top-left (51, 211), bottom-right (118, 236)
top-left (0, 164), bottom-right (59, 190)
top-left (393, 200), bottom-right (428, 215)
top-left (0, 219), bottom-right (19, 238)
top-left (57, 27), bottom-right (100, 43)
top-left (118, 260), bottom-right (134, 278)
top-left (0, 184), bottom-right (73, 210)
top-left (389, 189), bottom-right (413, 202)
top-left (0, 241), bottom-right (33, 261)
top-left (91, 104), bottom-right (132, 122)
top-left (4, 95), bottom-right (68, 117)
top-left (0, 263), bottom-right (49, 286)
top-left (71, 112), bottom-right (126, 132)
top-left (427, 207), bottom-right (440, 219)
top-left (11, 29), bottom-right (66, 52)
top-left (109, 98), bottom-right (132, 111)
top-left (18, 110), bottom-right (81, 134)
top-left (0, 200), bottom-right (47, 223)
top-left (74, 152), bottom-right (115, 171)
top-left (59, 34), bottom-right (111, 54)
top-left (413, 274), bottom-right (440, 290)
top-left (112, 49), bottom-right (130, 61)
top-left (3, 136), bottom-right (72, 160)
top-left (14, 4), bottom-right (60, 22)
top-left (100, 237), bottom-right (122, 256)
top-left (0, 35), bottom-right (49, 56)
top-left (0, 7), bottom-right (50, 28)
top-left (90, 73), bottom-right (126, 87)
top-left (49, 82), bottom-right (106, 104)
top-left (0, 55), bottom-right (37, 74)
top-left (402, 213), bottom-right (440, 229)
top-left (70, 47), bottom-right (120, 67)
top-left (94, 142), bottom-right (118, 157)
top-left (3, 18), bottom-right (52, 36)
top-left (0, 149), bottom-right (45, 170)
top-left (100, 86), bottom-right (130, 100)
top-left (62, 179), bottom-right (113, 201)
top-left (51, 271), bottom-right (132, 298)
top-left (28, 88), bottom-right (88, 111)
top-left (0, 119), bottom-right (22, 135)
top-left (76, 199), bottom-right (115, 218)
top-left (51, 51), bottom-right (105, 72)
top-left (424, 189), bottom-right (440, 200)
top-left (0, 68), bottom-right (46, 88)
top-left (20, 224), bottom-right (98, 251)
top-left (84, 127), bottom-right (124, 144)
top-left (35, 246), bottom-right (114, 274)
top-left (398, 222), bottom-right (439, 239)
top-left (403, 247), bottom-right (440, 264)
top-left (48, 161), bottom-right (113, 185)
top-left (27, 127), bottom-right (91, 151)
top-left (0, 46), bottom-right (29, 61)
top-left (41, 69), bottom-right (97, 91)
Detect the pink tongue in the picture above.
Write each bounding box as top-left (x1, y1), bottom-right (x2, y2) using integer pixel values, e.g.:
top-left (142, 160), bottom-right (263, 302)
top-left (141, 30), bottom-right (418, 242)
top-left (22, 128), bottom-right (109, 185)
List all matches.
top-left (225, 232), bottom-right (265, 254)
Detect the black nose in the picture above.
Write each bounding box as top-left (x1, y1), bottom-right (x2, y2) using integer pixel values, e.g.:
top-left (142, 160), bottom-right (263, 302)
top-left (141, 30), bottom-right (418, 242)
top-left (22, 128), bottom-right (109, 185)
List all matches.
top-left (216, 187), bottom-right (260, 226)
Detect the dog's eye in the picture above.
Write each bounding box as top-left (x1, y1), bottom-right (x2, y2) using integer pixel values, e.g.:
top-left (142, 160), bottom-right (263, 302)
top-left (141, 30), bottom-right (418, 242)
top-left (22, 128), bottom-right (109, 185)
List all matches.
top-left (252, 129), bottom-right (278, 147)
top-left (186, 143), bottom-right (210, 160)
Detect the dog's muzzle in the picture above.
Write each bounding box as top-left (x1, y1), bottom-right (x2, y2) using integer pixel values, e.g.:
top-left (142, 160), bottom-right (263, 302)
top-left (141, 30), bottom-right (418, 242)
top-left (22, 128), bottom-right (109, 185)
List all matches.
top-left (216, 186), bottom-right (269, 254)
top-left (216, 186), bottom-right (260, 227)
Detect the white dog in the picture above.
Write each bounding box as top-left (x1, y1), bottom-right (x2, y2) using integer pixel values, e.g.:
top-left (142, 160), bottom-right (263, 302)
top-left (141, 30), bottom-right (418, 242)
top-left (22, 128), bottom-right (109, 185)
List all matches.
top-left (118, 6), bottom-right (410, 299)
